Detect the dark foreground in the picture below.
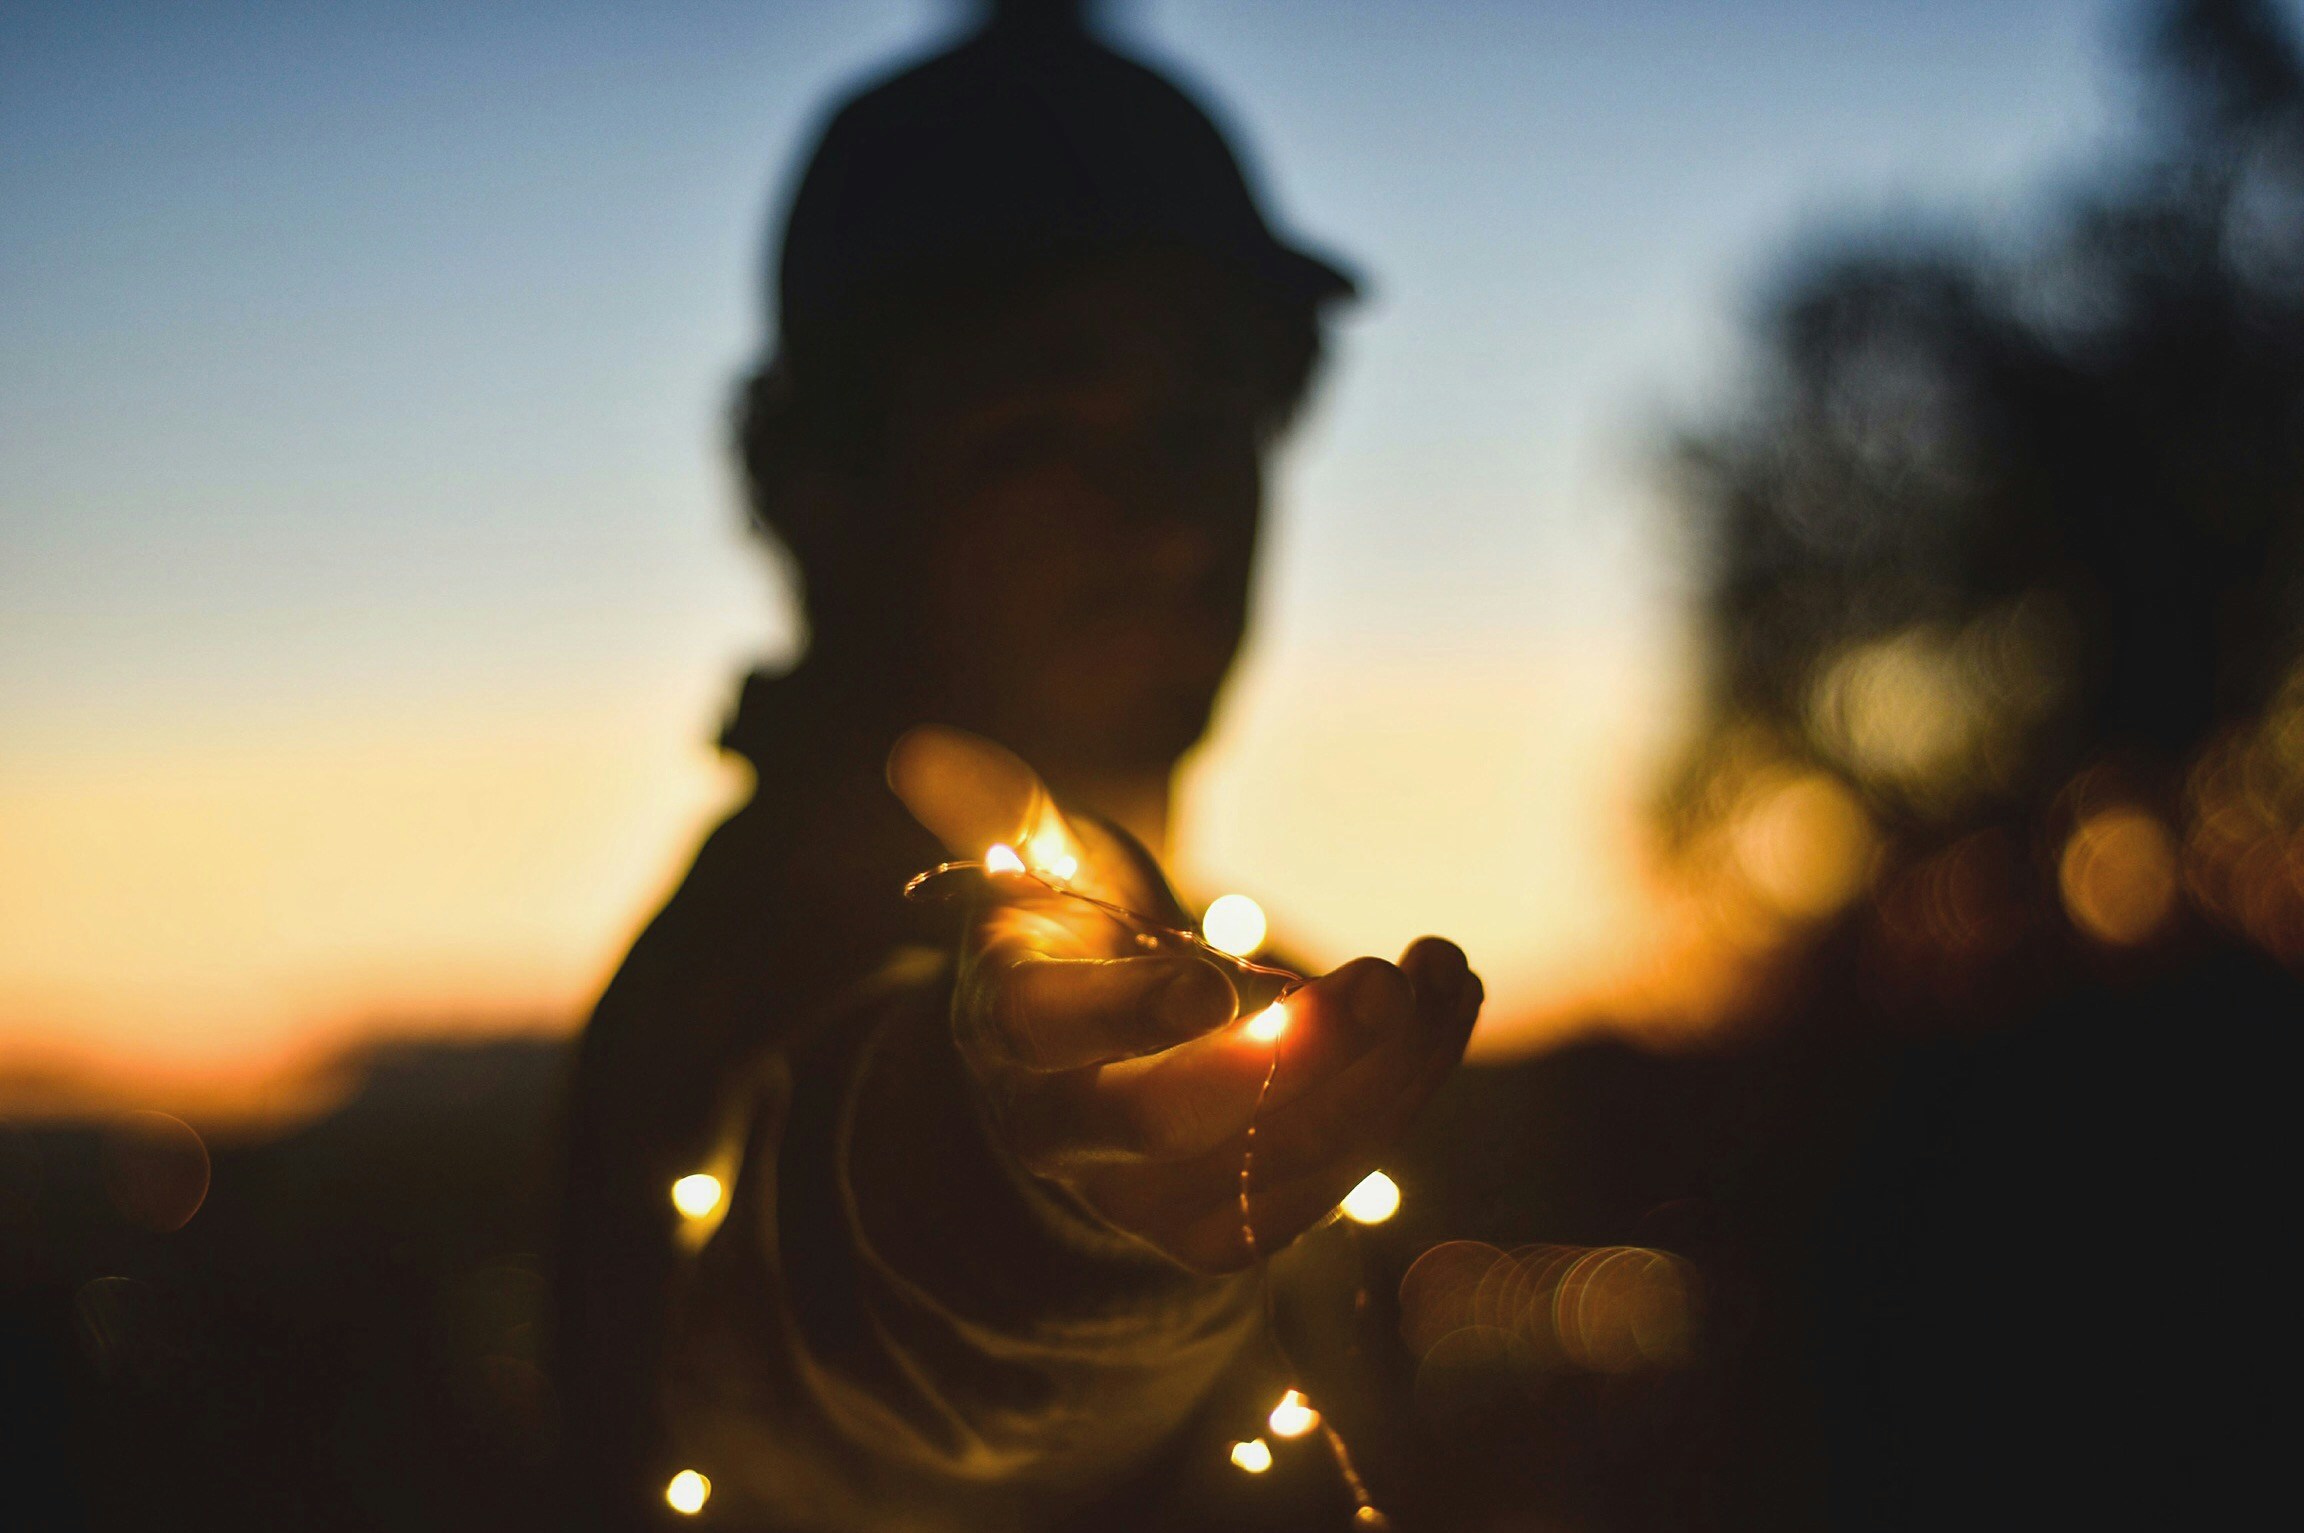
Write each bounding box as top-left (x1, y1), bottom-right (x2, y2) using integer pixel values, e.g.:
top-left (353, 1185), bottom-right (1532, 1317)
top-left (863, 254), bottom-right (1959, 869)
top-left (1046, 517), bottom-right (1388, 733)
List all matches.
top-left (5, 938), bottom-right (2286, 1530)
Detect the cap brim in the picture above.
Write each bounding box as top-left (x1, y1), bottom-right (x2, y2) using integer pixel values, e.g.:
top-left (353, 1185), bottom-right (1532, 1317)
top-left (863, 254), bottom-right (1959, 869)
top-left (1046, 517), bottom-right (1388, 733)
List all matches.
top-left (1268, 240), bottom-right (1360, 306)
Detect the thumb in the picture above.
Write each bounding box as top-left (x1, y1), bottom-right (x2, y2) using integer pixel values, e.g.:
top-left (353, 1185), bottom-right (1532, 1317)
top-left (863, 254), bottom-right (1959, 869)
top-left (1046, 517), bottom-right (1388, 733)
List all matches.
top-left (887, 725), bottom-right (1059, 863)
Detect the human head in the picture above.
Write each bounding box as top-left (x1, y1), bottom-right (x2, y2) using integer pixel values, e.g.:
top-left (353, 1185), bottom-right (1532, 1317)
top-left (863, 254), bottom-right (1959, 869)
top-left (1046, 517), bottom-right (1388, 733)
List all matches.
top-left (737, 2), bottom-right (1353, 784)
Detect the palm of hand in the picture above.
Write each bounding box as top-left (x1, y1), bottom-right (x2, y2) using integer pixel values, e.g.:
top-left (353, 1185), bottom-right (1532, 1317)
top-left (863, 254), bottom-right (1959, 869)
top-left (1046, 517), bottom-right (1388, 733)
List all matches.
top-left (891, 726), bottom-right (1481, 1273)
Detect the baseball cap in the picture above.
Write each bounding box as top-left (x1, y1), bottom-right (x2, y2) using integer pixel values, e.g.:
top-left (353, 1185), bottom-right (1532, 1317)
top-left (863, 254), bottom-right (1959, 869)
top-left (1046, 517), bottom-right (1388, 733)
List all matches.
top-left (772, 0), bottom-right (1357, 375)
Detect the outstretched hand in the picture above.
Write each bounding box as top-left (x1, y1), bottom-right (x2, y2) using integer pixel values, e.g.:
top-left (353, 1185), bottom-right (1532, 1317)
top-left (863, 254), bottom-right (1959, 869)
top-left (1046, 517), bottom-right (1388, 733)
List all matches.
top-left (889, 725), bottom-right (1481, 1273)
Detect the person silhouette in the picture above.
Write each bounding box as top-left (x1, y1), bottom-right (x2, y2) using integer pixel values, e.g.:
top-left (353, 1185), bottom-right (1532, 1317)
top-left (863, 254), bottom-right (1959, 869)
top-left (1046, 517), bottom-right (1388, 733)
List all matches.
top-left (556, 6), bottom-right (1481, 1528)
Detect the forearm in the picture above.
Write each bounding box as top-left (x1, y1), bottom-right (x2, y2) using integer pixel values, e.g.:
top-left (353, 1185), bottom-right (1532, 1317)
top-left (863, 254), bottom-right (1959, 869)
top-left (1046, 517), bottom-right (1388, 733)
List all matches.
top-left (664, 965), bottom-right (1259, 1529)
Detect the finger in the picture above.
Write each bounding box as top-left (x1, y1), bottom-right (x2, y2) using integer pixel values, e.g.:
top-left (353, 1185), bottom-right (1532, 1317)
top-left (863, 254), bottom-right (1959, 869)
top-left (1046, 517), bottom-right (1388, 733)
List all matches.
top-left (1236, 965), bottom-right (1476, 1186)
top-left (1003, 1020), bottom-right (1276, 1172)
top-left (1258, 958), bottom-right (1414, 1109)
top-left (1397, 936), bottom-right (1475, 1022)
top-left (973, 952), bottom-right (1237, 1071)
top-left (887, 725), bottom-right (1052, 862)
top-left (889, 727), bottom-right (1159, 913)
top-left (1082, 951), bottom-right (1479, 1214)
top-left (1249, 942), bottom-right (1478, 1177)
top-left (1065, 813), bottom-right (1190, 923)
top-left (1008, 956), bottom-right (1430, 1174)
top-left (1143, 977), bottom-right (1478, 1273)
top-left (1166, 1153), bottom-right (1384, 1273)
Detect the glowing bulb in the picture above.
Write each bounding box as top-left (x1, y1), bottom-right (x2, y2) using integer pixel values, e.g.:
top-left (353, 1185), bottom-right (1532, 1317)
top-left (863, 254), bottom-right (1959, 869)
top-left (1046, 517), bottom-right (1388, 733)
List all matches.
top-left (665, 1469), bottom-right (711, 1515)
top-left (670, 1173), bottom-right (723, 1221)
top-left (985, 843), bottom-right (1026, 876)
top-left (1201, 893), bottom-right (1268, 957)
top-left (1339, 1170), bottom-right (1400, 1225)
top-left (1268, 1388), bottom-right (1319, 1438)
top-left (1025, 829), bottom-right (1078, 883)
top-left (1244, 999), bottom-right (1290, 1044)
top-left (1229, 1439), bottom-right (1273, 1474)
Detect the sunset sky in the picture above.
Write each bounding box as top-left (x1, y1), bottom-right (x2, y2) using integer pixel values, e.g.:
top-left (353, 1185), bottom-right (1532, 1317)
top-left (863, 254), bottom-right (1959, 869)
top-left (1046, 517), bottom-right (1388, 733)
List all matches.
top-left (3, 0), bottom-right (2159, 1109)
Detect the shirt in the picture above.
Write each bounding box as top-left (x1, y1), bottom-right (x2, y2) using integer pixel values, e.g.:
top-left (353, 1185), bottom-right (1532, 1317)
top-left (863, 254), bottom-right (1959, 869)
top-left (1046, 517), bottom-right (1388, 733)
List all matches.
top-left (557, 667), bottom-right (1264, 1531)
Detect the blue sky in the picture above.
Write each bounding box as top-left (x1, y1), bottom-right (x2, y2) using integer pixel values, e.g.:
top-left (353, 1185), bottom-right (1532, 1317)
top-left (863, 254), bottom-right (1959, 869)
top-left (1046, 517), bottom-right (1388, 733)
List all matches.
top-left (0, 0), bottom-right (2223, 1087)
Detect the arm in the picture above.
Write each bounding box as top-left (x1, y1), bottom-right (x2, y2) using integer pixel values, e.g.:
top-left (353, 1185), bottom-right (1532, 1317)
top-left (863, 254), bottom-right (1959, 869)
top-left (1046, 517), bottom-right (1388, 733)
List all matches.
top-left (661, 728), bottom-right (1480, 1528)
top-left (663, 951), bottom-right (1260, 1530)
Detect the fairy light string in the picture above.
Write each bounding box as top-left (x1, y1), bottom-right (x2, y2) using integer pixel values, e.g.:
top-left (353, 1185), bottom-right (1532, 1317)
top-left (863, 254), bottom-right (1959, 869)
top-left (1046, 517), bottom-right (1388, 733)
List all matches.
top-left (903, 844), bottom-right (1391, 1530)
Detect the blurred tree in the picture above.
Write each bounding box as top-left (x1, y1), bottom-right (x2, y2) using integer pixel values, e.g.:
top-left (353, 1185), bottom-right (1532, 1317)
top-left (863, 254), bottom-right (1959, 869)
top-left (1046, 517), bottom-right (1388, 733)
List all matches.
top-left (1669, 0), bottom-right (2304, 967)
top-left (1575, 18), bottom-right (2304, 1527)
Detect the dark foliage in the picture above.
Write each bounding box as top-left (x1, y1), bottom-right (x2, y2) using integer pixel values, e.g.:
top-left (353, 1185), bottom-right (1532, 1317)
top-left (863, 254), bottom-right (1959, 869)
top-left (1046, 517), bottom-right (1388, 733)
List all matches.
top-left (1674, 0), bottom-right (2304, 839)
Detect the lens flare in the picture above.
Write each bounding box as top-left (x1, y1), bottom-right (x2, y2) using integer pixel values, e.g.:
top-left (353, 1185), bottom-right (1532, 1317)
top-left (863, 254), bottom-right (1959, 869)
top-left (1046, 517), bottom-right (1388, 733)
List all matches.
top-left (670, 1173), bottom-right (723, 1221)
top-left (665, 1470), bottom-right (711, 1515)
top-left (2060, 808), bottom-right (2178, 945)
top-left (1730, 771), bottom-right (1874, 920)
top-left (1340, 1170), bottom-right (1400, 1224)
top-left (101, 1111), bottom-right (210, 1233)
top-left (1229, 1439), bottom-right (1273, 1474)
top-left (1201, 893), bottom-right (1268, 957)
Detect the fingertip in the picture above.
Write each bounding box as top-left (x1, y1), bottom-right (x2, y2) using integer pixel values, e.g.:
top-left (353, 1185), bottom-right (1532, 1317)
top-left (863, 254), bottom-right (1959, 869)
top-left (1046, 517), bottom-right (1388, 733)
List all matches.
top-left (1399, 935), bottom-right (1469, 977)
top-left (1452, 976), bottom-right (1484, 1056)
top-left (1329, 956), bottom-right (1413, 1033)
top-left (885, 724), bottom-right (933, 779)
top-left (1403, 939), bottom-right (1472, 1000)
top-left (1156, 957), bottom-right (1237, 1040)
top-left (885, 724), bottom-right (951, 820)
top-left (885, 725), bottom-right (1046, 856)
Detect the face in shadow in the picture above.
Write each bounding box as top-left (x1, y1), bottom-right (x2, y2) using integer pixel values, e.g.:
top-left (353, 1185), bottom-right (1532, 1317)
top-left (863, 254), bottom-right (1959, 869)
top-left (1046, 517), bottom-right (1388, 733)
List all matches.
top-left (871, 250), bottom-right (1295, 786)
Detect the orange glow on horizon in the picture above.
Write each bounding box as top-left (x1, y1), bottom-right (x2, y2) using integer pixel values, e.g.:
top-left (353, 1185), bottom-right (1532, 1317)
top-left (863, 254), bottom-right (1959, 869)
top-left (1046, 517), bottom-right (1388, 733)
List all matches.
top-left (3, 639), bottom-right (1715, 1120)
top-left (1177, 647), bottom-right (1690, 1060)
top-left (0, 704), bottom-right (746, 1120)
